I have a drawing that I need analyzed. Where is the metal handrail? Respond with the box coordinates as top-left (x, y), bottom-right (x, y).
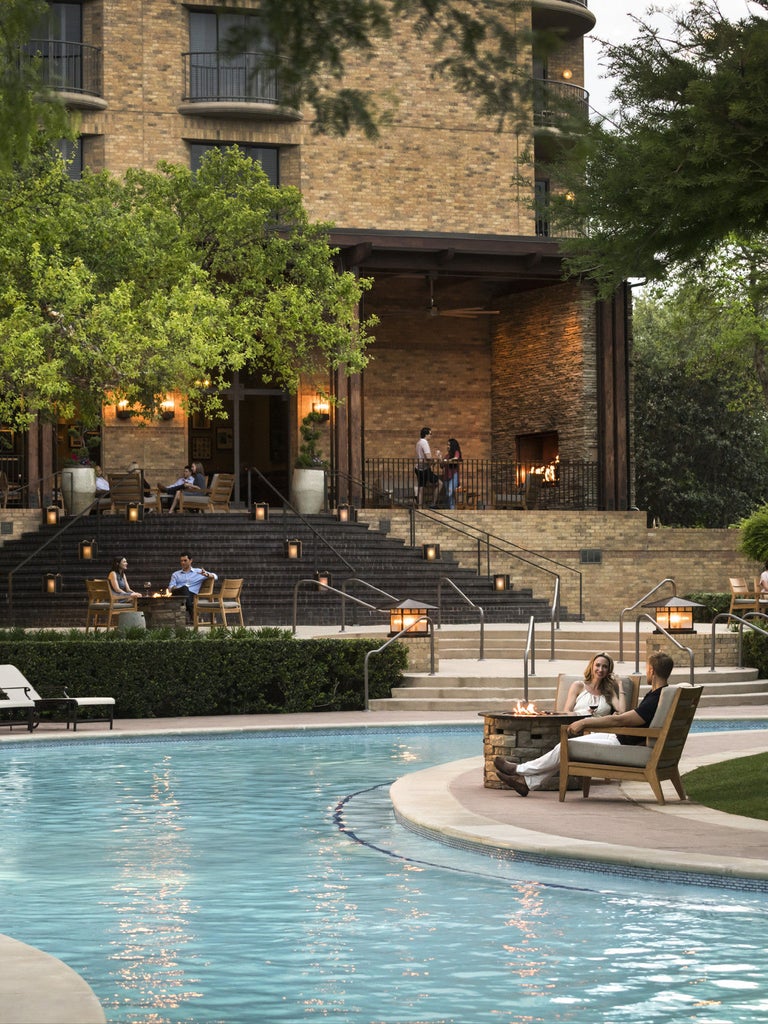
top-left (249, 467), bottom-right (355, 574)
top-left (291, 579), bottom-right (386, 635)
top-left (619, 578), bottom-right (676, 662)
top-left (633, 614), bottom-right (695, 686)
top-left (523, 615), bottom-right (536, 701)
top-left (436, 576), bottom-right (485, 660)
top-left (363, 616), bottom-right (435, 709)
top-left (710, 612), bottom-right (768, 670)
top-left (340, 579), bottom-right (399, 631)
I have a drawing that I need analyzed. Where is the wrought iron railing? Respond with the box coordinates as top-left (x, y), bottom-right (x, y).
top-left (24, 40), bottom-right (102, 96)
top-left (362, 458), bottom-right (598, 510)
top-left (532, 78), bottom-right (589, 129)
top-left (182, 51), bottom-right (282, 104)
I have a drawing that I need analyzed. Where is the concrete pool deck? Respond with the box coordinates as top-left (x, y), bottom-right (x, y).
top-left (1, 704), bottom-right (767, 1023)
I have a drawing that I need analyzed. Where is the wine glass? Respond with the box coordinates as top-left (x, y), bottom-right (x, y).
top-left (143, 581), bottom-right (152, 597)
top-left (588, 694), bottom-right (599, 715)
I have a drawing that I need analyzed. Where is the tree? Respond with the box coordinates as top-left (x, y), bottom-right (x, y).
top-left (0, 149), bottom-right (374, 432)
top-left (632, 282), bottom-right (768, 527)
top-left (545, 1), bottom-right (768, 295)
top-left (0, 0), bottom-right (74, 170)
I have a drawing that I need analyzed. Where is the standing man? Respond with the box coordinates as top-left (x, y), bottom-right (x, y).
top-left (168, 551), bottom-right (218, 622)
top-left (414, 426), bottom-right (442, 507)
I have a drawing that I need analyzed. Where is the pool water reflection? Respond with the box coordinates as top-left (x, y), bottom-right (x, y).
top-left (0, 727), bottom-right (766, 1023)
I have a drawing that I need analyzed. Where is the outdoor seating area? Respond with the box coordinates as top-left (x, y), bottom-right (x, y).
top-left (558, 684), bottom-right (703, 805)
top-left (193, 577), bottom-right (244, 629)
top-left (177, 472), bottom-right (235, 513)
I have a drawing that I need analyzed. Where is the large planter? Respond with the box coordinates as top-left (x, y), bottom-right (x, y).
top-left (61, 465), bottom-right (96, 516)
top-left (291, 468), bottom-right (326, 515)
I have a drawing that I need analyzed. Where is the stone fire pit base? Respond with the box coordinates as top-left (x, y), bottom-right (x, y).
top-left (481, 711), bottom-right (582, 792)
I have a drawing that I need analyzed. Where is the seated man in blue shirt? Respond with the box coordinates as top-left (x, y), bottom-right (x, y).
top-left (168, 551), bottom-right (218, 622)
top-left (495, 651), bottom-right (674, 797)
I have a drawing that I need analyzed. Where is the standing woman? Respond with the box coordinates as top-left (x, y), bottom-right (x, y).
top-left (563, 652), bottom-right (625, 716)
top-left (443, 438), bottom-right (462, 509)
top-left (108, 556), bottom-right (141, 597)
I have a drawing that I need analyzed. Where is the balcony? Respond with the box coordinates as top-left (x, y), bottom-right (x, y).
top-left (23, 40), bottom-right (106, 111)
top-left (533, 78), bottom-right (589, 129)
top-left (179, 51), bottom-right (301, 120)
top-left (532, 0), bottom-right (596, 39)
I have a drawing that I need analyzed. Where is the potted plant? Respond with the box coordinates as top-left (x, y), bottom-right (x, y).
top-left (60, 427), bottom-right (99, 515)
top-left (291, 411), bottom-right (328, 514)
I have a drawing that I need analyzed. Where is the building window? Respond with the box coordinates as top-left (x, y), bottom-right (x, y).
top-left (189, 143), bottom-right (279, 185)
top-left (58, 137), bottom-right (83, 180)
top-left (535, 178), bottom-right (549, 237)
top-left (187, 11), bottom-right (278, 103)
top-left (26, 3), bottom-right (83, 91)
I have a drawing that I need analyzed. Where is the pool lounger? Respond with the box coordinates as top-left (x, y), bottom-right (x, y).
top-left (0, 664), bottom-right (115, 731)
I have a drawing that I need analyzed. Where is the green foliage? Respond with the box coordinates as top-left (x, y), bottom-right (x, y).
top-left (542, 1), bottom-right (768, 294)
top-left (742, 629), bottom-right (768, 676)
top-left (0, 630), bottom-right (407, 718)
top-left (0, 0), bottom-right (75, 171)
top-left (295, 410), bottom-right (328, 468)
top-left (632, 285), bottom-right (768, 527)
top-left (684, 753), bottom-right (768, 821)
top-left (0, 148), bottom-right (375, 430)
top-left (684, 593), bottom-right (730, 624)
top-left (739, 505), bottom-right (768, 564)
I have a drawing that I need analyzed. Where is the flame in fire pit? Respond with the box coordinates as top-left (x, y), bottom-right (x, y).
top-left (510, 700), bottom-right (540, 715)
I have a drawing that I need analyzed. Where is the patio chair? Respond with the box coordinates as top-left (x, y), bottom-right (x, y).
top-left (554, 672), bottom-right (641, 714)
top-left (178, 473), bottom-right (235, 513)
top-left (193, 578), bottom-right (244, 630)
top-left (85, 579), bottom-right (137, 632)
top-left (0, 672), bottom-right (39, 731)
top-left (97, 473), bottom-right (144, 514)
top-left (0, 664), bottom-right (116, 730)
top-left (728, 577), bottom-right (759, 617)
top-left (558, 684), bottom-right (703, 805)
top-left (0, 470), bottom-right (22, 508)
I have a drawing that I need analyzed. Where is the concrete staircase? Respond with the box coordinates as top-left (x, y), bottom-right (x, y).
top-left (367, 626), bottom-right (768, 711)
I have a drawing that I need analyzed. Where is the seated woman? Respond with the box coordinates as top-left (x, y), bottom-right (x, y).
top-left (107, 556), bottom-right (141, 598)
top-left (168, 461), bottom-right (207, 513)
top-left (562, 651), bottom-right (626, 717)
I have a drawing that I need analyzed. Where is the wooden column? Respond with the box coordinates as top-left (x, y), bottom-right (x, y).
top-left (596, 283), bottom-right (632, 510)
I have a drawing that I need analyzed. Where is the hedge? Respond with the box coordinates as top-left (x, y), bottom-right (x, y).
top-left (0, 628), bottom-right (408, 718)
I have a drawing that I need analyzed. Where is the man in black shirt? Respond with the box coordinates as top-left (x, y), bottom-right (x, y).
top-left (495, 652), bottom-right (674, 797)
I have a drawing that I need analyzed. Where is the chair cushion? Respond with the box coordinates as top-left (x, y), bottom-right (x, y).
top-left (567, 736), bottom-right (651, 768)
top-left (648, 684), bottom-right (680, 730)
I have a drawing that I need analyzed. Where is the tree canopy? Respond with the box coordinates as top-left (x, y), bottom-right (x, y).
top-left (0, 149), bottom-right (373, 431)
top-left (546, 0), bottom-right (768, 295)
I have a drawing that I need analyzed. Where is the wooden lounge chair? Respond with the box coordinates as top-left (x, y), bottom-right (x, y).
top-left (178, 473), bottom-right (235, 513)
top-left (193, 578), bottom-right (244, 630)
top-left (554, 672), bottom-right (641, 714)
top-left (0, 664), bottom-right (116, 731)
top-left (85, 579), bottom-right (137, 631)
top-left (558, 684), bottom-right (703, 805)
top-left (728, 577), bottom-right (760, 617)
top-left (97, 473), bottom-right (144, 514)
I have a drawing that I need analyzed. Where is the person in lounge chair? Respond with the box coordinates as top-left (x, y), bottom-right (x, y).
top-left (494, 652), bottom-right (674, 797)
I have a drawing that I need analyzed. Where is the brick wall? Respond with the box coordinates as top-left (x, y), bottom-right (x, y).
top-left (361, 509), bottom-right (754, 620)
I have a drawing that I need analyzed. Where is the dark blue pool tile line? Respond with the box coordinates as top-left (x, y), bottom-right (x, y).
top-left (393, 810), bottom-right (768, 894)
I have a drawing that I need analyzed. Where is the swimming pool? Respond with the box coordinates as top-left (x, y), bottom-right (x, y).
top-left (1, 726), bottom-right (767, 1023)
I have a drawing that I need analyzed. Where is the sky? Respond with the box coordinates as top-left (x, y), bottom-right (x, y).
top-left (584, 0), bottom-right (760, 115)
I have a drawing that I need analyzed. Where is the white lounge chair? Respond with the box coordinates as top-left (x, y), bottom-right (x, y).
top-left (0, 665), bottom-right (115, 731)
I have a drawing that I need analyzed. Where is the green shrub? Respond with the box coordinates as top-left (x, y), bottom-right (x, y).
top-left (684, 592), bottom-right (730, 623)
top-left (0, 629), bottom-right (407, 718)
top-left (742, 631), bottom-right (768, 676)
top-left (739, 504), bottom-right (768, 563)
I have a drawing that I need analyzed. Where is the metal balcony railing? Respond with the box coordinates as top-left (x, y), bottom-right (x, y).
top-left (533, 78), bottom-right (589, 129)
top-left (362, 458), bottom-right (598, 511)
top-left (182, 51), bottom-right (282, 104)
top-left (24, 40), bottom-right (102, 97)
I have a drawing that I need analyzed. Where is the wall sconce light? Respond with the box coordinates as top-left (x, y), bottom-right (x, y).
top-left (159, 398), bottom-right (175, 420)
top-left (337, 504), bottom-right (357, 523)
top-left (116, 400), bottom-right (132, 420)
top-left (388, 599), bottom-right (435, 636)
top-left (43, 572), bottom-right (62, 595)
top-left (79, 539), bottom-right (97, 561)
top-left (284, 538), bottom-right (302, 559)
top-left (422, 543), bottom-right (441, 561)
top-left (250, 502), bottom-right (269, 522)
top-left (43, 505), bottom-right (60, 526)
top-left (644, 596), bottom-right (703, 634)
top-left (561, 68), bottom-right (573, 80)
top-left (312, 393), bottom-right (331, 421)
top-left (126, 502), bottom-right (144, 523)
top-left (493, 573), bottom-right (510, 592)
top-left (315, 569), bottom-right (332, 591)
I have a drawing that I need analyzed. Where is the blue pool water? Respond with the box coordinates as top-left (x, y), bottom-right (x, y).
top-left (0, 725), bottom-right (767, 1024)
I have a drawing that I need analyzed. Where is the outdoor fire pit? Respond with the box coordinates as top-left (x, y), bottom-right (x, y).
top-left (480, 704), bottom-right (583, 792)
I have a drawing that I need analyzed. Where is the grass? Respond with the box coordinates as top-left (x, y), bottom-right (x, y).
top-left (683, 752), bottom-right (768, 821)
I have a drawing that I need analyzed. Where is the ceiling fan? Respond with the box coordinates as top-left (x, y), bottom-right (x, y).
top-left (378, 275), bottom-right (500, 319)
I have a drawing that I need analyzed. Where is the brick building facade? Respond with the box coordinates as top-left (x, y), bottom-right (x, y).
top-left (21, 0), bottom-right (632, 511)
